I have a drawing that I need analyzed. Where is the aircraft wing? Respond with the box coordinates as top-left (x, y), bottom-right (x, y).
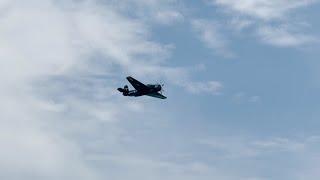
top-left (146, 92), bottom-right (167, 99)
top-left (126, 76), bottom-right (149, 91)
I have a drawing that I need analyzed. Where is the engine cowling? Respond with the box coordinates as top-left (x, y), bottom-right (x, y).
top-left (118, 85), bottom-right (129, 96)
top-left (156, 84), bottom-right (162, 91)
top-left (124, 85), bottom-right (129, 92)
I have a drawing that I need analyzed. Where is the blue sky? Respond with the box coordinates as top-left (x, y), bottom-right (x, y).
top-left (1, 0), bottom-right (320, 179)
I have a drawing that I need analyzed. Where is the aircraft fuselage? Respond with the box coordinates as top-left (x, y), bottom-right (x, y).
top-left (125, 84), bottom-right (161, 97)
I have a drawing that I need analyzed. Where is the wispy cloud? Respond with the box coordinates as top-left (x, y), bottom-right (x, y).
top-left (106, 0), bottom-right (184, 25)
top-left (206, 0), bottom-right (319, 47)
top-left (191, 19), bottom-right (234, 57)
top-left (198, 136), bottom-right (317, 159)
top-left (210, 0), bottom-right (319, 20)
top-left (233, 92), bottom-right (261, 103)
top-left (183, 81), bottom-right (223, 95)
top-left (0, 0), bottom-right (181, 178)
top-left (257, 25), bottom-right (317, 47)
top-left (0, 0), bottom-right (225, 179)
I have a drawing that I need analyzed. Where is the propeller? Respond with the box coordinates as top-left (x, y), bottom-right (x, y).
top-left (159, 81), bottom-right (165, 94)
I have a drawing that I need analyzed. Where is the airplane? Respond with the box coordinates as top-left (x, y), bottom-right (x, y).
top-left (117, 76), bottom-right (167, 99)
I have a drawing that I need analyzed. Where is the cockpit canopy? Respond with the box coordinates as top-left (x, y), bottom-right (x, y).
top-left (147, 84), bottom-right (161, 91)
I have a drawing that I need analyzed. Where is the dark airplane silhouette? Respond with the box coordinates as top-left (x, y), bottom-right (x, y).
top-left (117, 76), bottom-right (167, 99)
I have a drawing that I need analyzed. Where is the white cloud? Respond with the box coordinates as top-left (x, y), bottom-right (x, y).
top-left (85, 152), bottom-right (268, 180)
top-left (198, 136), bottom-right (313, 159)
top-left (191, 19), bottom-right (234, 57)
top-left (248, 96), bottom-right (261, 103)
top-left (0, 91), bottom-right (100, 179)
top-left (229, 17), bottom-right (254, 31)
top-left (7, 0), bottom-right (319, 180)
top-left (233, 92), bottom-right (261, 103)
top-left (155, 10), bottom-right (184, 25)
top-left (207, 0), bottom-right (319, 47)
top-left (211, 0), bottom-right (319, 20)
top-left (0, 0), bottom-right (176, 178)
top-left (0, 0), bottom-right (225, 179)
top-left (253, 138), bottom-right (305, 152)
top-left (106, 0), bottom-right (184, 25)
top-left (184, 81), bottom-right (223, 95)
top-left (257, 25), bottom-right (316, 47)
